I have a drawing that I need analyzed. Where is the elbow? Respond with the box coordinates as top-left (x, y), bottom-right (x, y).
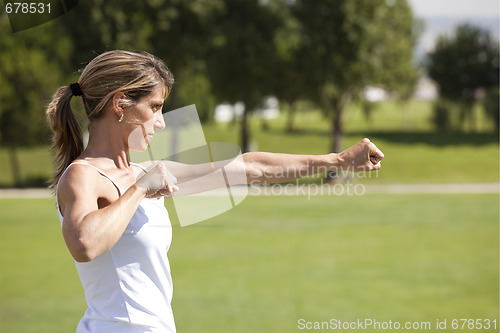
top-left (72, 251), bottom-right (94, 263)
top-left (67, 238), bottom-right (98, 263)
top-left (62, 219), bottom-right (103, 262)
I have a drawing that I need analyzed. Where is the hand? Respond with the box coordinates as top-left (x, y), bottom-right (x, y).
top-left (338, 138), bottom-right (384, 172)
top-left (136, 161), bottom-right (179, 198)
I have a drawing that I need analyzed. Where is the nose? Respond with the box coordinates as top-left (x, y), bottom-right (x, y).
top-left (154, 112), bottom-right (166, 130)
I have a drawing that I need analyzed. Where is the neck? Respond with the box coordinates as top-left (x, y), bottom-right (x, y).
top-left (81, 118), bottom-right (130, 169)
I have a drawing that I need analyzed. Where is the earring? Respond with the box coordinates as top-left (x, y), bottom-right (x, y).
top-left (118, 114), bottom-right (124, 123)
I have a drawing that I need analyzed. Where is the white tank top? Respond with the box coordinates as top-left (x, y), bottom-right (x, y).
top-left (56, 162), bottom-right (176, 333)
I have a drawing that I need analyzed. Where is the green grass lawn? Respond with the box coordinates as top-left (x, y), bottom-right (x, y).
top-left (0, 193), bottom-right (498, 332)
top-left (0, 100), bottom-right (498, 187)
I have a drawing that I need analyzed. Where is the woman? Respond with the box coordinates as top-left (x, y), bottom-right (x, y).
top-left (47, 50), bottom-right (384, 333)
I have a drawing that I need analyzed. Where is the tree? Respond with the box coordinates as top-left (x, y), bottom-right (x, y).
top-left (483, 87), bottom-right (499, 132)
top-left (58, 0), bottom-right (220, 117)
top-left (291, 0), bottom-right (419, 158)
top-left (205, 0), bottom-right (283, 152)
top-left (58, 0), bottom-right (152, 68)
top-left (0, 16), bottom-right (69, 186)
top-left (427, 24), bottom-right (499, 131)
top-left (265, 0), bottom-right (314, 133)
top-left (132, 0), bottom-right (221, 115)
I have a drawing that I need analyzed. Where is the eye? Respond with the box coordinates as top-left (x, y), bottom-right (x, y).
top-left (152, 104), bottom-right (163, 112)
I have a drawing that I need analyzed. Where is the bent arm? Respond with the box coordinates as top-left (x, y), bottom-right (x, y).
top-left (59, 166), bottom-right (147, 262)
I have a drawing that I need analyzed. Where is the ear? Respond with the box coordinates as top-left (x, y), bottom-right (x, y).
top-left (111, 92), bottom-right (127, 118)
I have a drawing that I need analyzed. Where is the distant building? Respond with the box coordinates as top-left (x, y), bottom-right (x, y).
top-left (363, 86), bottom-right (389, 102)
top-left (214, 96), bottom-right (280, 122)
top-left (214, 102), bottom-right (244, 122)
top-left (414, 77), bottom-right (438, 100)
top-left (255, 96), bottom-right (280, 119)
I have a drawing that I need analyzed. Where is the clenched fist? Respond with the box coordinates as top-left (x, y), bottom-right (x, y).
top-left (338, 138), bottom-right (385, 172)
top-left (136, 161), bottom-right (179, 198)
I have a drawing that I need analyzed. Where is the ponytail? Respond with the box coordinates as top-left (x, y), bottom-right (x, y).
top-left (46, 86), bottom-right (83, 189)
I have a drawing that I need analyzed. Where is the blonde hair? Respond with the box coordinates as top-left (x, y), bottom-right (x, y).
top-left (46, 50), bottom-right (174, 188)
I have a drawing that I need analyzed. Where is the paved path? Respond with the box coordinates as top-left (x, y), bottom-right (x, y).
top-left (364, 183), bottom-right (499, 194)
top-left (0, 183), bottom-right (497, 198)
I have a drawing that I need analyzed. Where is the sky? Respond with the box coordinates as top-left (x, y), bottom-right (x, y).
top-left (407, 0), bottom-right (499, 54)
top-left (408, 0), bottom-right (500, 19)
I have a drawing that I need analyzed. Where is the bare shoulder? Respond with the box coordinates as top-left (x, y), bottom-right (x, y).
top-left (57, 162), bottom-right (115, 215)
top-left (58, 163), bottom-right (97, 193)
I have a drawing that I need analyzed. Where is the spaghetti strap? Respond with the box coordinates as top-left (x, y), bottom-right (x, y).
top-left (56, 162), bottom-right (125, 217)
top-left (68, 162), bottom-right (124, 195)
top-left (130, 162), bottom-right (148, 172)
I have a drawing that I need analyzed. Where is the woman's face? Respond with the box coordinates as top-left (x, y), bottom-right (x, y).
top-left (127, 86), bottom-right (167, 152)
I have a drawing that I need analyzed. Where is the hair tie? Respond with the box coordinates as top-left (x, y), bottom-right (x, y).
top-left (69, 83), bottom-right (82, 97)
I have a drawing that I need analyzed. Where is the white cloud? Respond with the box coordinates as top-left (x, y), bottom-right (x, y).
top-left (408, 0), bottom-right (499, 19)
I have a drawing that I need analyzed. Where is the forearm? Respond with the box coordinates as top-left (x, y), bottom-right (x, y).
top-left (164, 158), bottom-right (243, 184)
top-left (242, 152), bottom-right (344, 184)
top-left (65, 184), bottom-right (146, 262)
top-left (163, 160), bottom-right (211, 183)
top-left (242, 138), bottom-right (384, 184)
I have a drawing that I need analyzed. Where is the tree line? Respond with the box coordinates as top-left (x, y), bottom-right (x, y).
top-left (0, 0), bottom-right (498, 186)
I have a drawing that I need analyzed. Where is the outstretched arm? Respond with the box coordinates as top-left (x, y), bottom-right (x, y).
top-left (158, 138), bottom-right (383, 196)
top-left (241, 138), bottom-right (384, 184)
